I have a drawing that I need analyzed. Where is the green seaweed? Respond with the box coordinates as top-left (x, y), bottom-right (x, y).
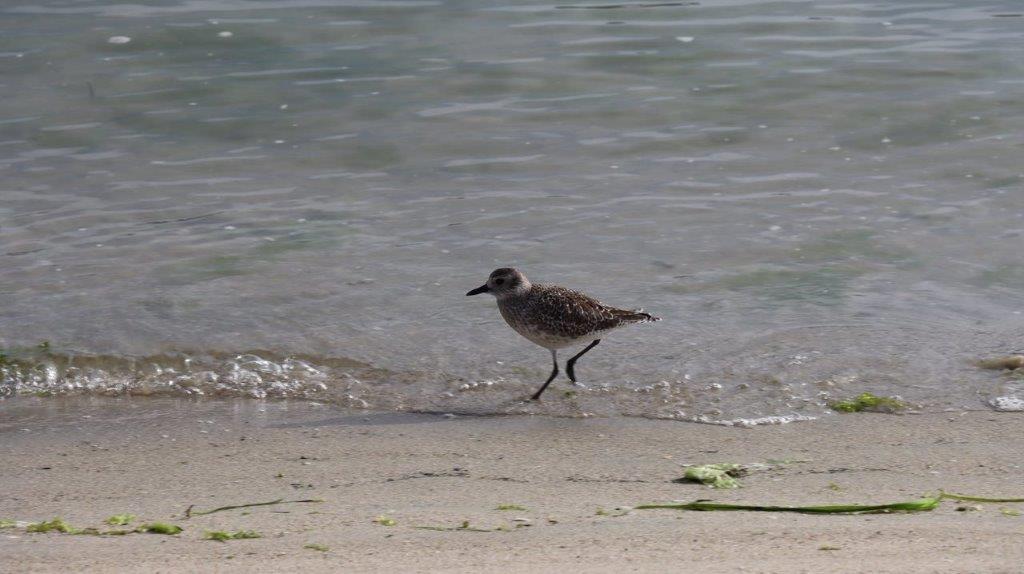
top-left (27, 518), bottom-right (77, 533)
top-left (136, 522), bottom-right (183, 535)
top-left (373, 515), bottom-right (397, 526)
top-left (26, 518), bottom-right (126, 536)
top-left (304, 543), bottom-right (330, 552)
top-left (205, 530), bottom-right (261, 541)
top-left (25, 517), bottom-right (182, 536)
top-left (105, 514), bottom-right (135, 526)
top-left (640, 491), bottom-right (1024, 515)
top-left (1000, 508), bottom-right (1021, 517)
top-left (637, 496), bottom-right (942, 514)
top-left (680, 464), bottom-right (747, 489)
top-left (495, 504), bottom-right (527, 511)
top-left (828, 392), bottom-right (908, 413)
top-left (186, 498), bottom-right (322, 517)
top-left (0, 519), bottom-right (17, 529)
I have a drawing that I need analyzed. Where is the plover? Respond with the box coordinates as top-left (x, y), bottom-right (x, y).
top-left (466, 268), bottom-right (660, 400)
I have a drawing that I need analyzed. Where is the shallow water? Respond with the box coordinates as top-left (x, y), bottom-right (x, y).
top-left (2, 0), bottom-right (1023, 422)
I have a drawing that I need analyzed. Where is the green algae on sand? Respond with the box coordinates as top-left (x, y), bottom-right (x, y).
top-left (105, 514), bottom-right (135, 526)
top-left (186, 498), bottom-right (322, 517)
top-left (637, 491), bottom-right (1024, 516)
top-left (24, 517), bottom-right (181, 536)
top-left (136, 522), bottom-right (183, 535)
top-left (828, 392), bottom-right (908, 413)
top-left (205, 530), bottom-right (261, 542)
top-left (638, 496), bottom-right (942, 515)
top-left (304, 543), bottom-right (330, 552)
top-left (26, 518), bottom-right (78, 534)
top-left (679, 463), bottom-right (747, 489)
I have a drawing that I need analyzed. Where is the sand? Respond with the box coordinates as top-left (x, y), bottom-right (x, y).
top-left (1, 397), bottom-right (1023, 573)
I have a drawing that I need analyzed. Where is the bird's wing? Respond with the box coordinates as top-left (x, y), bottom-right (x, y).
top-left (530, 285), bottom-right (649, 339)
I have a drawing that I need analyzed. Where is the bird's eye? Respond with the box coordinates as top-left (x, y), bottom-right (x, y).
top-left (494, 278), bottom-right (505, 286)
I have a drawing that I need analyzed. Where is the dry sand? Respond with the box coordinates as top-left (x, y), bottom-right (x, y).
top-left (1, 397), bottom-right (1023, 573)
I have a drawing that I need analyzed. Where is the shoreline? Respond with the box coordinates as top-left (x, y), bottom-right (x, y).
top-left (1, 397), bottom-right (1023, 572)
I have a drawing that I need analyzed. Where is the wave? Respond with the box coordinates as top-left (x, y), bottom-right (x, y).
top-left (2, 347), bottom-right (1018, 424)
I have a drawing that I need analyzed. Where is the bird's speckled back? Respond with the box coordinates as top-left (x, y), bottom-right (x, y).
top-left (497, 283), bottom-right (657, 349)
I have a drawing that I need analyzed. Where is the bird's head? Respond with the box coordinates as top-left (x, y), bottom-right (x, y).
top-left (466, 267), bottom-right (531, 299)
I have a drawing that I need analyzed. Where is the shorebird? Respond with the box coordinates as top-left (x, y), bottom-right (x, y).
top-left (466, 268), bottom-right (660, 400)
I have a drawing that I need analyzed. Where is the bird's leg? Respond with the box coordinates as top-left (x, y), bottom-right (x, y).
top-left (566, 339), bottom-right (601, 384)
top-left (530, 349), bottom-right (559, 401)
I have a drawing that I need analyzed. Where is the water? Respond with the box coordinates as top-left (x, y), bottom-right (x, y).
top-left (2, 0), bottom-right (1023, 423)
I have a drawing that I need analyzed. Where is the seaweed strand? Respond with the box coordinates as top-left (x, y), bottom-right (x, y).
top-left (185, 498), bottom-right (323, 518)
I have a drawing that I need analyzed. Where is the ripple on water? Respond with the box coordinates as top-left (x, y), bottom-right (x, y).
top-left (443, 155), bottom-right (545, 168)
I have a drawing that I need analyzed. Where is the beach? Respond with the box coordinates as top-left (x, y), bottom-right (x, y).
top-left (4, 1), bottom-right (1024, 571)
top-left (2, 398), bottom-right (1022, 573)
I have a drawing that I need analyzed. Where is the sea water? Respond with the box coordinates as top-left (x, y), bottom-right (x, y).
top-left (2, 0), bottom-right (1023, 422)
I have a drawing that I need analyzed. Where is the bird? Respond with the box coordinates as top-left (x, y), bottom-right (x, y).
top-left (466, 267), bottom-right (660, 400)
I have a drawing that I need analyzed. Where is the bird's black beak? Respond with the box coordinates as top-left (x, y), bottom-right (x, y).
top-left (466, 284), bottom-right (489, 296)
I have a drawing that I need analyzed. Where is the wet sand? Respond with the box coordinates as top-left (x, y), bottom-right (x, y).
top-left (1, 398), bottom-right (1022, 573)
